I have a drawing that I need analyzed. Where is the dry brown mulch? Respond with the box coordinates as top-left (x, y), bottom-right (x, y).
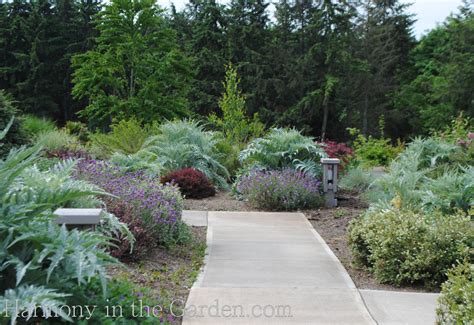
top-left (184, 190), bottom-right (254, 211)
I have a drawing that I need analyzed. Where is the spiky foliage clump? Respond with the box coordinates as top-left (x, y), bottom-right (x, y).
top-left (239, 128), bottom-right (327, 177)
top-left (143, 120), bottom-right (229, 188)
top-left (339, 167), bottom-right (376, 192)
top-left (89, 118), bottom-right (157, 158)
top-left (0, 123), bottom-right (130, 323)
top-left (110, 150), bottom-right (163, 177)
top-left (34, 129), bottom-right (81, 152)
top-left (366, 138), bottom-right (473, 214)
top-left (20, 114), bottom-right (57, 139)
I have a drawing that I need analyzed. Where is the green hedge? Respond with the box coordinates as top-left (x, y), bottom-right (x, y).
top-left (348, 209), bottom-right (472, 288)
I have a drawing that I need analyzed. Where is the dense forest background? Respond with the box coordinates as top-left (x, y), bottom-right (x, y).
top-left (0, 0), bottom-right (473, 141)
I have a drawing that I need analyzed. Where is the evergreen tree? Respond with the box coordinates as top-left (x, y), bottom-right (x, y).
top-left (180, 0), bottom-right (228, 116)
top-left (353, 0), bottom-right (416, 136)
top-left (226, 0), bottom-right (271, 117)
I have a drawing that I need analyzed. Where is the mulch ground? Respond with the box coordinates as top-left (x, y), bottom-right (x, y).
top-left (109, 226), bottom-right (207, 324)
top-left (185, 190), bottom-right (432, 292)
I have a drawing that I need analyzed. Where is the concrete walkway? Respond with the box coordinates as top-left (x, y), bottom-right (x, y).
top-left (182, 211), bottom-right (375, 324)
top-left (360, 290), bottom-right (439, 325)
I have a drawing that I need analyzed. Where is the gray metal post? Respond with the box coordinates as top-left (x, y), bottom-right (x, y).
top-left (320, 158), bottom-right (340, 207)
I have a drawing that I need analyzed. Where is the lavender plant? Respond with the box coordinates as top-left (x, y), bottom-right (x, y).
top-left (75, 160), bottom-right (187, 248)
top-left (236, 168), bottom-right (323, 211)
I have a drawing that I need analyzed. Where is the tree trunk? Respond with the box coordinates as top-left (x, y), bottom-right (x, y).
top-left (321, 99), bottom-right (328, 141)
top-left (362, 90), bottom-right (368, 136)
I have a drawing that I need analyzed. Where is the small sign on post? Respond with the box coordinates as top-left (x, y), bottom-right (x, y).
top-left (320, 158), bottom-right (340, 207)
top-left (54, 208), bottom-right (104, 230)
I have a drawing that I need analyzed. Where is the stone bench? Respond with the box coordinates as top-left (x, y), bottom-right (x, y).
top-left (54, 208), bottom-right (104, 230)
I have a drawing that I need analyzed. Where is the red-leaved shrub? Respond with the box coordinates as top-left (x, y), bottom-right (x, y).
top-left (318, 140), bottom-right (354, 168)
top-left (161, 168), bottom-right (216, 199)
top-left (105, 199), bottom-right (156, 262)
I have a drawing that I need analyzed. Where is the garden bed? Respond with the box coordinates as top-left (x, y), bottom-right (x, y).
top-left (304, 193), bottom-right (435, 293)
top-left (108, 226), bottom-right (207, 324)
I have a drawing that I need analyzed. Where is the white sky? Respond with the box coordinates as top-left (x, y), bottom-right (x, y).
top-left (157, 0), bottom-right (465, 39)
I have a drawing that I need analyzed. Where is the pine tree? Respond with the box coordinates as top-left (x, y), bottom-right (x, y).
top-left (226, 0), bottom-right (272, 117)
top-left (354, 0), bottom-right (415, 136)
top-left (179, 0), bottom-right (228, 116)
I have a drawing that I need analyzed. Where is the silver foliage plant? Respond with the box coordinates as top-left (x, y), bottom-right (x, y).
top-left (239, 128), bottom-right (327, 177)
top-left (112, 120), bottom-right (230, 188)
top-left (365, 137), bottom-right (473, 214)
top-left (0, 120), bottom-right (131, 323)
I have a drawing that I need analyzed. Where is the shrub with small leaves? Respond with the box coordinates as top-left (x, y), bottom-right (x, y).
top-left (161, 167), bottom-right (216, 199)
top-left (348, 208), bottom-right (471, 288)
top-left (436, 261), bottom-right (474, 324)
top-left (236, 168), bottom-right (323, 211)
top-left (347, 127), bottom-right (403, 167)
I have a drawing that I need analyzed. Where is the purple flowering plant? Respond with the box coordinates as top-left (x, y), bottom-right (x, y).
top-left (74, 159), bottom-right (186, 248)
top-left (236, 168), bottom-right (324, 211)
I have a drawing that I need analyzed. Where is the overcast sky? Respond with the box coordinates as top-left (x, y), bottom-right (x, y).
top-left (157, 0), bottom-right (465, 39)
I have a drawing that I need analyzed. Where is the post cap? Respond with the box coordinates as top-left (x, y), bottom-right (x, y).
top-left (320, 158), bottom-right (341, 164)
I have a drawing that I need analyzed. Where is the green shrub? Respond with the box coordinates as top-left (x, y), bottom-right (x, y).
top-left (20, 114), bottom-right (57, 139)
top-left (144, 120), bottom-right (229, 188)
top-left (239, 128), bottom-right (327, 177)
top-left (348, 127), bottom-right (403, 167)
top-left (34, 129), bottom-right (81, 152)
top-left (65, 120), bottom-right (90, 142)
top-left (433, 113), bottom-right (473, 144)
top-left (339, 167), bottom-right (376, 192)
top-left (89, 118), bottom-right (156, 158)
top-left (436, 261), bottom-right (474, 324)
top-left (348, 209), bottom-right (472, 288)
top-left (0, 91), bottom-right (26, 157)
top-left (215, 136), bottom-right (241, 178)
